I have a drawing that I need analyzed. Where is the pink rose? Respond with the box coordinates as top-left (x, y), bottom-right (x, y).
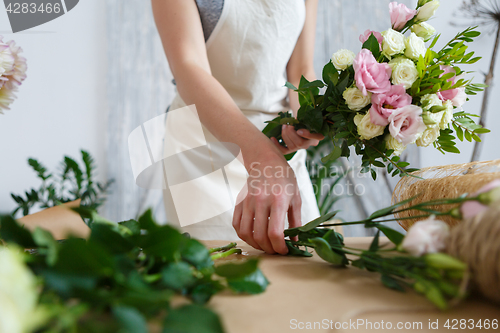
top-left (389, 2), bottom-right (417, 31)
top-left (359, 30), bottom-right (384, 45)
top-left (370, 84), bottom-right (412, 126)
top-left (436, 65), bottom-right (467, 107)
top-left (388, 104), bottom-right (426, 145)
top-left (354, 49), bottom-right (392, 96)
top-left (460, 179), bottom-right (500, 219)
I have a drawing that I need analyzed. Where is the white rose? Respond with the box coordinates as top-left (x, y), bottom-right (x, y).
top-left (416, 125), bottom-right (440, 147)
top-left (411, 22), bottom-right (436, 41)
top-left (440, 100), bottom-right (454, 129)
top-left (420, 93), bottom-right (444, 126)
top-left (0, 247), bottom-right (40, 333)
top-left (388, 57), bottom-right (419, 89)
top-left (416, 0), bottom-right (440, 22)
top-left (401, 215), bottom-right (450, 256)
top-left (404, 33), bottom-right (426, 60)
top-left (385, 134), bottom-right (406, 156)
top-left (354, 111), bottom-right (385, 140)
top-left (418, 0), bottom-right (433, 6)
top-left (342, 87), bottom-right (371, 111)
top-left (381, 29), bottom-right (406, 57)
top-left (420, 93), bottom-right (442, 111)
top-left (331, 49), bottom-right (356, 71)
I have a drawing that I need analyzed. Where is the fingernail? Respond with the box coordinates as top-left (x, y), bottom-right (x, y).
top-left (282, 124), bottom-right (286, 130)
top-left (297, 129), bottom-right (304, 135)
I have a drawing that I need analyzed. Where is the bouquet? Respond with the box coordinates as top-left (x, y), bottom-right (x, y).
top-left (263, 0), bottom-right (488, 178)
top-left (0, 35), bottom-right (27, 113)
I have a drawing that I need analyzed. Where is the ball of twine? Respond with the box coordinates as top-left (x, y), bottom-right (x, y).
top-left (392, 159), bottom-right (500, 230)
top-left (446, 200), bottom-right (500, 304)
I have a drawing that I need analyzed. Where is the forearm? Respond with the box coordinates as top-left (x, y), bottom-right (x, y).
top-left (173, 62), bottom-right (284, 169)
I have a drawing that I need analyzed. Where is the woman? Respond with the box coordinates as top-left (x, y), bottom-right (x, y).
top-left (152, 0), bottom-right (323, 254)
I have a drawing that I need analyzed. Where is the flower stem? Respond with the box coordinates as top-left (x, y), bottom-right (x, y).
top-left (209, 242), bottom-right (237, 254)
top-left (210, 248), bottom-right (242, 260)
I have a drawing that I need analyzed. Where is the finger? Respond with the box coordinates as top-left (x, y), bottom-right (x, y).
top-left (296, 129), bottom-right (325, 141)
top-left (239, 202), bottom-right (262, 250)
top-left (232, 201), bottom-right (243, 232)
top-left (281, 125), bottom-right (302, 151)
top-left (284, 125), bottom-right (308, 149)
top-left (268, 201), bottom-right (289, 255)
top-left (271, 137), bottom-right (290, 155)
top-left (253, 204), bottom-right (275, 254)
top-left (287, 195), bottom-right (302, 242)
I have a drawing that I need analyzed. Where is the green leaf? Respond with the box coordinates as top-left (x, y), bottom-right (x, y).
top-left (214, 258), bottom-right (258, 279)
top-left (162, 262), bottom-right (197, 290)
top-left (118, 219), bottom-right (141, 235)
top-left (140, 225), bottom-right (185, 261)
top-left (181, 238), bottom-right (213, 270)
top-left (89, 222), bottom-right (135, 254)
top-left (227, 269), bottom-right (269, 294)
top-left (285, 211), bottom-right (338, 237)
top-left (322, 62), bottom-right (339, 86)
top-left (137, 208), bottom-right (158, 231)
top-left (309, 237), bottom-right (345, 266)
top-left (284, 82), bottom-right (298, 90)
top-left (368, 195), bottom-right (419, 219)
top-left (321, 145), bottom-right (342, 163)
top-left (32, 227), bottom-right (59, 266)
top-left (112, 306), bottom-right (148, 333)
top-left (285, 241), bottom-right (313, 257)
top-left (163, 305), bottom-right (224, 333)
top-left (0, 215), bottom-right (36, 248)
top-left (362, 33), bottom-right (381, 59)
top-left (369, 230), bottom-right (380, 252)
top-left (381, 275), bottom-right (405, 292)
top-left (376, 225), bottom-right (405, 246)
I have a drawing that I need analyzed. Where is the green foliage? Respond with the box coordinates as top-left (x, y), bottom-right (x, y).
top-left (0, 209), bottom-right (268, 332)
top-left (10, 150), bottom-right (113, 216)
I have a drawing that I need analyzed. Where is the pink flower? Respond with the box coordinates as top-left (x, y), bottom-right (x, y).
top-left (370, 84), bottom-right (412, 126)
top-left (401, 216), bottom-right (450, 256)
top-left (389, 2), bottom-right (417, 31)
top-left (359, 30), bottom-right (384, 45)
top-left (460, 179), bottom-right (500, 219)
top-left (388, 104), bottom-right (426, 145)
top-left (353, 49), bottom-right (392, 96)
top-left (436, 65), bottom-right (467, 107)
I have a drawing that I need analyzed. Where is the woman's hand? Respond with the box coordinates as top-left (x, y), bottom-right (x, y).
top-left (270, 125), bottom-right (325, 155)
top-left (232, 150), bottom-right (302, 255)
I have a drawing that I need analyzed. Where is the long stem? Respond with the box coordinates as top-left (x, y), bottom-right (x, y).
top-left (471, 23), bottom-right (500, 161)
top-left (208, 242), bottom-right (237, 254)
top-left (210, 248), bottom-right (242, 260)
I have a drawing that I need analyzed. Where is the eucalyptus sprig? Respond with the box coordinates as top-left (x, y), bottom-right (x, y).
top-left (0, 208), bottom-right (268, 333)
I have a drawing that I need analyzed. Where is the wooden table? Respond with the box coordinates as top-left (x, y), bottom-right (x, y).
top-left (205, 239), bottom-right (499, 333)
top-left (18, 205), bottom-right (500, 332)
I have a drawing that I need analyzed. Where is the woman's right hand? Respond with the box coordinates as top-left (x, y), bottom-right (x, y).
top-left (232, 149), bottom-right (302, 255)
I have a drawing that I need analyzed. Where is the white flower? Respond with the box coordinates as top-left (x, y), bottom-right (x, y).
top-left (440, 100), bottom-right (453, 129)
top-left (401, 215), bottom-right (450, 256)
top-left (0, 246), bottom-right (39, 333)
top-left (354, 110), bottom-right (385, 140)
top-left (416, 125), bottom-right (440, 147)
top-left (342, 87), bottom-right (371, 111)
top-left (331, 49), bottom-right (356, 71)
top-left (420, 93), bottom-right (442, 111)
top-left (388, 57), bottom-right (419, 89)
top-left (404, 33), bottom-right (426, 60)
top-left (3, 40), bottom-right (27, 90)
top-left (0, 86), bottom-right (16, 113)
top-left (0, 39), bottom-right (15, 76)
top-left (381, 29), bottom-right (406, 57)
top-left (385, 134), bottom-right (406, 156)
top-left (416, 0), bottom-right (440, 22)
top-left (418, 0), bottom-right (433, 6)
top-left (411, 22), bottom-right (436, 41)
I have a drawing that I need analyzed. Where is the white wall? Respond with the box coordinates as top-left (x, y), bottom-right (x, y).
top-left (420, 0), bottom-right (500, 167)
top-left (0, 0), bottom-right (107, 214)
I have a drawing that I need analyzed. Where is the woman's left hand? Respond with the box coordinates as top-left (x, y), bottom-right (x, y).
top-left (270, 125), bottom-right (325, 155)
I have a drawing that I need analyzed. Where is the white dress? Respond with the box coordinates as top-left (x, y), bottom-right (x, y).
top-left (163, 0), bottom-right (320, 240)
